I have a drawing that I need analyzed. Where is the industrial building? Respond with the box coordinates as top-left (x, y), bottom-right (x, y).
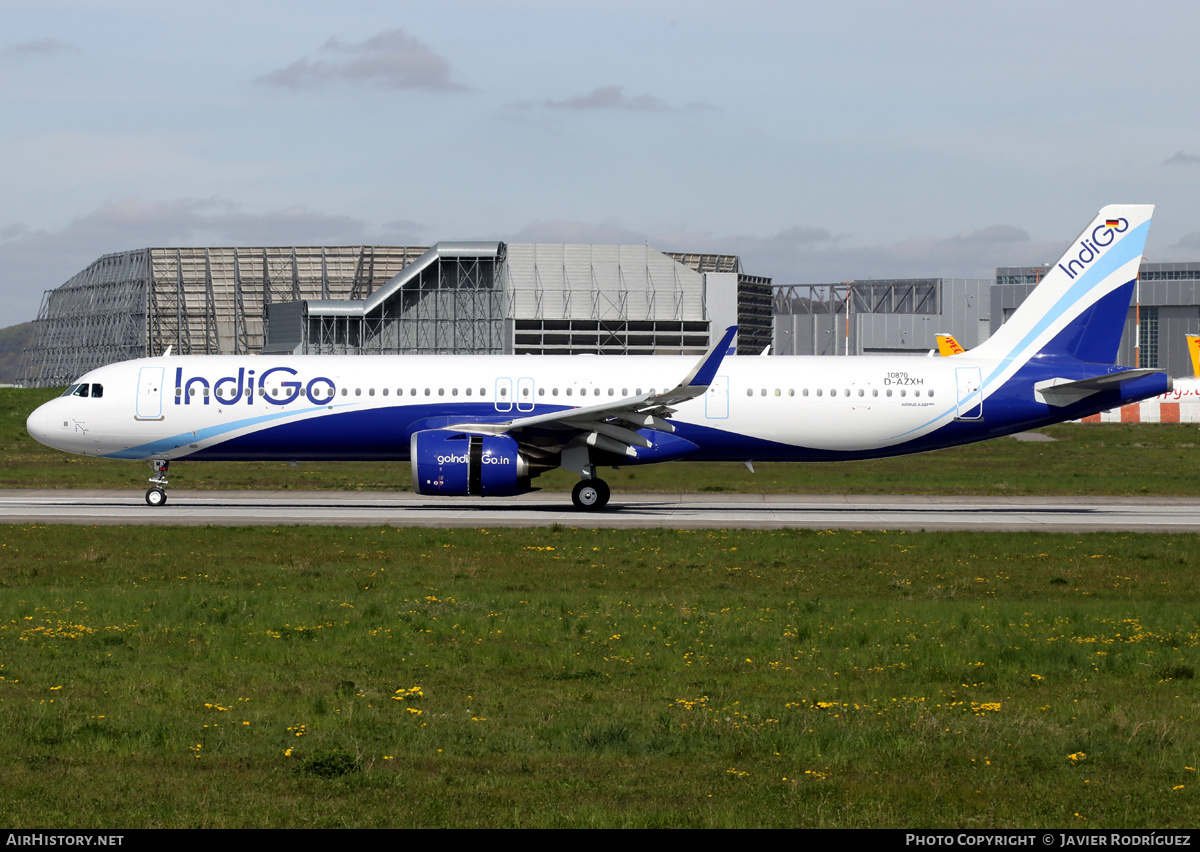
top-left (994, 262), bottom-right (1200, 379)
top-left (772, 278), bottom-right (992, 358)
top-left (774, 265), bottom-right (1200, 380)
top-left (21, 241), bottom-right (1200, 388)
top-left (20, 242), bottom-right (773, 387)
top-left (20, 245), bottom-right (427, 387)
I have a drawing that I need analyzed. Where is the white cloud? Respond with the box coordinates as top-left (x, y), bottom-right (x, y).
top-left (541, 85), bottom-right (714, 113)
top-left (2, 38), bottom-right (80, 58)
top-left (259, 29), bottom-right (466, 92)
top-left (1171, 232), bottom-right (1200, 251)
top-left (1164, 151), bottom-right (1200, 166)
top-left (544, 85), bottom-right (668, 111)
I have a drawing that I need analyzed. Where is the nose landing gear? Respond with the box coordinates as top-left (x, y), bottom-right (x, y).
top-left (146, 459), bottom-right (169, 507)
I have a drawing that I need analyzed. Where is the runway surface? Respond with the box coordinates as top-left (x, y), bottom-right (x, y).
top-left (1, 489), bottom-right (1198, 532)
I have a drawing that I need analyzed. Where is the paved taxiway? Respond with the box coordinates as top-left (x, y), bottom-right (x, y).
top-left (1, 490), bottom-right (1198, 532)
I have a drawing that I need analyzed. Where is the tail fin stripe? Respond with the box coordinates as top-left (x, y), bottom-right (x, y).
top-left (981, 218), bottom-right (1149, 389)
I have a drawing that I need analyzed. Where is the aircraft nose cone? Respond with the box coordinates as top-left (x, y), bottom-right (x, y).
top-left (26, 406), bottom-right (47, 445)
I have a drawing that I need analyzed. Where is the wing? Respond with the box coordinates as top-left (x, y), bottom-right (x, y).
top-left (447, 326), bottom-right (738, 458)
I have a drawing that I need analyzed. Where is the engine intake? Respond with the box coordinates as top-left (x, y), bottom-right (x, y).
top-left (410, 430), bottom-right (533, 497)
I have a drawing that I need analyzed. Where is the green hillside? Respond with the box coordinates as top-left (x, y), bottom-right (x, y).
top-left (0, 322), bottom-right (35, 385)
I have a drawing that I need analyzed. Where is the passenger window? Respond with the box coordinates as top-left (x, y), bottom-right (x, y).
top-left (816, 389), bottom-right (822, 397)
top-left (857, 389), bottom-right (864, 397)
top-left (382, 388), bottom-right (388, 396)
top-left (566, 388), bottom-right (572, 396)
top-left (928, 389), bottom-right (935, 398)
top-left (355, 389), bottom-right (361, 397)
top-left (746, 389), bottom-right (753, 397)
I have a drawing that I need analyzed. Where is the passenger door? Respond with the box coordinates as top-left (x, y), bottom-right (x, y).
top-left (135, 366), bottom-right (165, 421)
top-left (955, 367), bottom-right (983, 421)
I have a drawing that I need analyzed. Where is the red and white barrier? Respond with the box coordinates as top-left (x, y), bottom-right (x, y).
top-left (1079, 380), bottom-right (1200, 423)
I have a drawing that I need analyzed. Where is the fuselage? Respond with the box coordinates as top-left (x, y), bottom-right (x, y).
top-left (26, 350), bottom-right (1168, 465)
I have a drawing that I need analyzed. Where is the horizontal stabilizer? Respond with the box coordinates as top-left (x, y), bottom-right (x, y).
top-left (1034, 369), bottom-right (1166, 407)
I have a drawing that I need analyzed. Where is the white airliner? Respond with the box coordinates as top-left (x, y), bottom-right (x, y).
top-left (27, 204), bottom-right (1169, 510)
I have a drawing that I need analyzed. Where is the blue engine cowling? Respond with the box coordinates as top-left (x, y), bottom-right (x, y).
top-left (410, 430), bottom-right (533, 497)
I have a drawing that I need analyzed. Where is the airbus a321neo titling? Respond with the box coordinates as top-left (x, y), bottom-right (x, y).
top-left (27, 204), bottom-right (1168, 511)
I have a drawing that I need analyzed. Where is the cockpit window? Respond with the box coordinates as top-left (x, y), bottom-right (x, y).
top-left (60, 383), bottom-right (98, 398)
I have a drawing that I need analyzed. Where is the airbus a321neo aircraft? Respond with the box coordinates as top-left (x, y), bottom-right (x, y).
top-left (27, 204), bottom-right (1168, 511)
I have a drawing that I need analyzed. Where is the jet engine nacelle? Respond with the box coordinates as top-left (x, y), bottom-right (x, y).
top-left (410, 430), bottom-right (533, 497)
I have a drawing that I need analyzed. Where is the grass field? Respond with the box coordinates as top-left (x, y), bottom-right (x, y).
top-left (5, 387), bottom-right (1200, 496)
top-left (4, 388), bottom-right (1200, 827)
top-left (0, 524), bottom-right (1197, 827)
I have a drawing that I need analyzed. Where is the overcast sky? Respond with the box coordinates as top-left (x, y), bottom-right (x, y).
top-left (3, 0), bottom-right (1200, 323)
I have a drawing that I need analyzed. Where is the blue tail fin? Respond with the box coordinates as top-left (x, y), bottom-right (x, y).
top-left (973, 204), bottom-right (1152, 367)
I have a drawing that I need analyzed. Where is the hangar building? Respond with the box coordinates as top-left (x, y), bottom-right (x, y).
top-left (20, 242), bottom-right (772, 387)
top-left (774, 265), bottom-right (1200, 380)
top-left (994, 263), bottom-right (1200, 379)
top-left (772, 278), bottom-right (991, 357)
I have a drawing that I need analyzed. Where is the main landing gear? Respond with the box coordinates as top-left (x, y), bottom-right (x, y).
top-left (571, 478), bottom-right (610, 511)
top-left (146, 459), bottom-right (169, 507)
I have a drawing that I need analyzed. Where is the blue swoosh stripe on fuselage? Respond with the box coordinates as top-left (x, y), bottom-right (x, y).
top-left (102, 404), bottom-right (353, 459)
top-left (160, 362), bottom-right (1169, 465)
top-left (181, 403), bottom-right (566, 460)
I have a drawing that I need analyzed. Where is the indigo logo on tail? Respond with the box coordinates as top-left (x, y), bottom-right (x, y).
top-left (1058, 218), bottom-right (1129, 280)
